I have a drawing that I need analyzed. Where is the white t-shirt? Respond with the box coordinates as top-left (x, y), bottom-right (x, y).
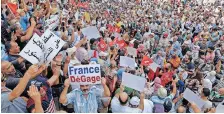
top-left (111, 97), bottom-right (128, 113)
top-left (143, 99), bottom-right (154, 113)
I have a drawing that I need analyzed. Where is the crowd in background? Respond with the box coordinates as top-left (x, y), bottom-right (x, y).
top-left (1, 0), bottom-right (224, 113)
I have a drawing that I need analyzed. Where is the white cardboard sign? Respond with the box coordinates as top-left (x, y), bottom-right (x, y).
top-left (120, 56), bottom-right (136, 68)
top-left (19, 30), bottom-right (65, 65)
top-left (19, 34), bottom-right (44, 64)
top-left (149, 62), bottom-right (160, 72)
top-left (122, 72), bottom-right (146, 92)
top-left (81, 26), bottom-right (101, 39)
top-left (68, 64), bottom-right (101, 85)
top-left (45, 15), bottom-right (60, 30)
top-left (183, 88), bottom-right (205, 109)
top-left (127, 47), bottom-right (137, 57)
top-left (62, 9), bottom-right (69, 17)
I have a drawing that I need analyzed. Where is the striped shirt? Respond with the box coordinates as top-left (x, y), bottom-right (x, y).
top-left (63, 86), bottom-right (103, 113)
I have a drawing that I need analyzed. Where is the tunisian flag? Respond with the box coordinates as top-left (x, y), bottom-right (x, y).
top-left (98, 39), bottom-right (107, 52)
top-left (141, 55), bottom-right (153, 66)
top-left (117, 40), bottom-right (127, 49)
top-left (7, 2), bottom-right (18, 15)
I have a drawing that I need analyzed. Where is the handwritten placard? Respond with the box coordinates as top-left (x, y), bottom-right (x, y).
top-left (19, 34), bottom-right (44, 64)
top-left (19, 30), bottom-right (65, 65)
top-left (122, 72), bottom-right (146, 92)
top-left (41, 29), bottom-right (66, 65)
top-left (45, 15), bottom-right (60, 30)
top-left (68, 64), bottom-right (101, 85)
top-left (81, 26), bottom-right (101, 39)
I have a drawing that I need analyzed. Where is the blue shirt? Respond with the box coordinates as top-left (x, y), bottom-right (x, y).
top-left (64, 86), bottom-right (103, 113)
top-left (1, 43), bottom-right (8, 61)
top-left (150, 94), bottom-right (174, 104)
top-left (20, 15), bottom-right (29, 31)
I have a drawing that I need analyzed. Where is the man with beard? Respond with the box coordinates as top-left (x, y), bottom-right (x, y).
top-left (59, 78), bottom-right (110, 113)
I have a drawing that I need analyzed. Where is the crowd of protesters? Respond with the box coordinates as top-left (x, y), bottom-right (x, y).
top-left (1, 0), bottom-right (224, 113)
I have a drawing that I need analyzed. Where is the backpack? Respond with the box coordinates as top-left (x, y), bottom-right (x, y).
top-left (153, 103), bottom-right (165, 113)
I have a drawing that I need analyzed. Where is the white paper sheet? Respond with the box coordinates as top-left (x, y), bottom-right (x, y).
top-left (183, 88), bottom-right (205, 109)
top-left (122, 72), bottom-right (146, 92)
top-left (81, 26), bottom-right (101, 39)
top-left (120, 56), bottom-right (136, 68)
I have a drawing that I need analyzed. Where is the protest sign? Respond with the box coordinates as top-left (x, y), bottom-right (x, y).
top-left (149, 62), bottom-right (160, 72)
top-left (20, 30), bottom-right (65, 65)
top-left (41, 29), bottom-right (66, 65)
top-left (68, 64), bottom-right (101, 85)
top-left (81, 26), bottom-right (101, 39)
top-left (127, 47), bottom-right (137, 57)
top-left (122, 72), bottom-right (146, 92)
top-left (19, 34), bottom-right (44, 64)
top-left (183, 88), bottom-right (205, 109)
top-left (75, 11), bottom-right (79, 21)
top-left (62, 9), bottom-right (69, 17)
top-left (120, 56), bottom-right (136, 68)
top-left (45, 15), bottom-right (60, 30)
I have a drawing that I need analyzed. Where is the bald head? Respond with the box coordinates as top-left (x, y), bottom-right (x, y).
top-left (177, 106), bottom-right (186, 113)
top-left (219, 88), bottom-right (224, 95)
top-left (119, 92), bottom-right (128, 105)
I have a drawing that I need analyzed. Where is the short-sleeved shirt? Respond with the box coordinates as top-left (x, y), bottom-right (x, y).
top-left (1, 88), bottom-right (27, 113)
top-left (111, 97), bottom-right (128, 113)
top-left (150, 94), bottom-right (174, 104)
top-left (64, 86), bottom-right (103, 113)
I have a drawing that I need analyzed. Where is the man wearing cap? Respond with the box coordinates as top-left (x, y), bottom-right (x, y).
top-left (59, 77), bottom-right (110, 113)
top-left (150, 79), bottom-right (177, 105)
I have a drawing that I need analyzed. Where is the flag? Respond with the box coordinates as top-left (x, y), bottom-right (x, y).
top-left (98, 39), bottom-right (107, 52)
top-left (117, 40), bottom-right (127, 49)
top-left (141, 55), bottom-right (153, 66)
top-left (77, 2), bottom-right (89, 9)
top-left (7, 2), bottom-right (18, 15)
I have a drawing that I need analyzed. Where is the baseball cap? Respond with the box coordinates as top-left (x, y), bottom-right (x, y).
top-left (130, 96), bottom-right (140, 106)
top-left (157, 87), bottom-right (167, 98)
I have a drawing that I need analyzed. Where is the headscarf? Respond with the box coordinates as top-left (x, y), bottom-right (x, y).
top-left (154, 77), bottom-right (162, 93)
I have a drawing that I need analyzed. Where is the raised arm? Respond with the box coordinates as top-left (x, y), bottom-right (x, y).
top-left (27, 85), bottom-right (44, 113)
top-left (101, 77), bottom-right (111, 97)
top-left (20, 18), bottom-right (36, 42)
top-left (138, 92), bottom-right (145, 111)
top-left (59, 78), bottom-right (70, 104)
top-left (8, 64), bottom-right (40, 101)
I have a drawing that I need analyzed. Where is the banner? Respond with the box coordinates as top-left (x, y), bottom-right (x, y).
top-left (19, 30), bottom-right (65, 65)
top-left (68, 64), bottom-right (101, 85)
top-left (45, 15), bottom-right (60, 30)
top-left (122, 72), bottom-right (146, 92)
top-left (81, 26), bottom-right (101, 39)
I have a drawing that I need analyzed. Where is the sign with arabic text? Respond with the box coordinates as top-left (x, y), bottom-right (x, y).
top-left (19, 30), bottom-right (65, 65)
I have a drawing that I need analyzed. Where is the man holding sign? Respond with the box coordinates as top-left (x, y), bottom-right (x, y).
top-left (59, 64), bottom-right (110, 113)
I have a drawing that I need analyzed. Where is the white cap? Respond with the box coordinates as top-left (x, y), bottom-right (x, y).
top-left (157, 87), bottom-right (167, 98)
top-left (67, 47), bottom-right (77, 57)
top-left (130, 96), bottom-right (140, 106)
